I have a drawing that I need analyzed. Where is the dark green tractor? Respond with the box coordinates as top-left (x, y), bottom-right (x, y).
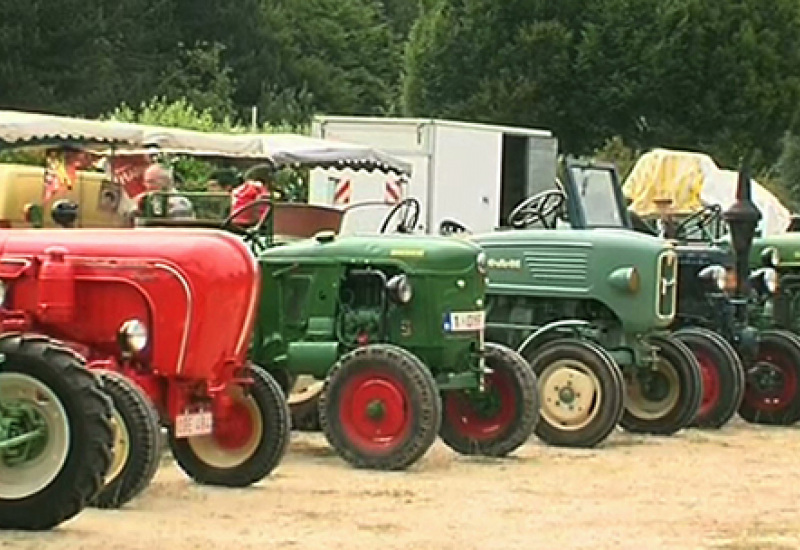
top-left (437, 163), bottom-right (706, 446)
top-left (626, 164), bottom-right (800, 427)
top-left (138, 193), bottom-right (541, 470)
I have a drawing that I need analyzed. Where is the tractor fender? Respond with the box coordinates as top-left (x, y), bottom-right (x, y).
top-left (516, 319), bottom-right (592, 360)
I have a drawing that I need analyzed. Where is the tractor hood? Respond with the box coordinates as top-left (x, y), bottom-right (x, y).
top-left (260, 233), bottom-right (483, 274)
top-left (751, 234), bottom-right (800, 268)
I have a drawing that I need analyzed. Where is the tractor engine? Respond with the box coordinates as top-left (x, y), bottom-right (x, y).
top-left (336, 268), bottom-right (388, 347)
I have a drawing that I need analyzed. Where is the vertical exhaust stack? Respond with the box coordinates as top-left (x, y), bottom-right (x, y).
top-left (723, 159), bottom-right (762, 311)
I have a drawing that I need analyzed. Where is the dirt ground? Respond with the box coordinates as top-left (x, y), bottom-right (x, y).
top-left (6, 419), bottom-right (800, 550)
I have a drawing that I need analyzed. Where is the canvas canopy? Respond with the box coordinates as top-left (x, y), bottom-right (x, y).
top-left (623, 148), bottom-right (791, 236)
top-left (0, 110), bottom-right (143, 150)
top-left (0, 109), bottom-right (412, 175)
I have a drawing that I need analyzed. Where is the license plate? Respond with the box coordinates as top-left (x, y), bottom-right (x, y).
top-left (175, 410), bottom-right (213, 438)
top-left (446, 311), bottom-right (485, 332)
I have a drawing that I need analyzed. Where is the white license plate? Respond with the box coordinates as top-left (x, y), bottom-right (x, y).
top-left (446, 311), bottom-right (485, 332)
top-left (175, 410), bottom-right (213, 438)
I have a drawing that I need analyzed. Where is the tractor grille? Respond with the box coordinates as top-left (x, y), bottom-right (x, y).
top-left (524, 247), bottom-right (589, 285)
top-left (657, 250), bottom-right (678, 318)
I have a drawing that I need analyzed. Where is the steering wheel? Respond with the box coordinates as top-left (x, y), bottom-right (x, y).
top-left (675, 204), bottom-right (723, 240)
top-left (507, 190), bottom-right (566, 229)
top-left (221, 198), bottom-right (273, 254)
top-left (439, 219), bottom-right (471, 236)
top-left (380, 198), bottom-right (420, 234)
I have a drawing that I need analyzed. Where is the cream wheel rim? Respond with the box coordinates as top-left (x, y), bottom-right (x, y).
top-left (538, 359), bottom-right (602, 431)
top-left (105, 407), bottom-right (130, 485)
top-left (0, 373), bottom-right (71, 500)
top-left (186, 386), bottom-right (262, 469)
top-left (625, 359), bottom-right (681, 420)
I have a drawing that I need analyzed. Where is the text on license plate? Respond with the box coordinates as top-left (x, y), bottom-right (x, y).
top-left (175, 410), bottom-right (213, 438)
top-left (446, 311), bottom-right (485, 332)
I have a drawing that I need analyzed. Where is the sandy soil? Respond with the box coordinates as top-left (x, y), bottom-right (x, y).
top-left (6, 419), bottom-right (800, 550)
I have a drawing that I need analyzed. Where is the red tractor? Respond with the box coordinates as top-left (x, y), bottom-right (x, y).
top-left (0, 228), bottom-right (291, 502)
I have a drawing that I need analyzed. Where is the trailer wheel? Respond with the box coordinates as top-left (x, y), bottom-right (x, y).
top-left (319, 344), bottom-right (441, 470)
top-left (739, 329), bottom-right (800, 425)
top-left (674, 327), bottom-right (745, 429)
top-left (621, 334), bottom-right (703, 435)
top-left (439, 342), bottom-right (538, 457)
top-left (288, 378), bottom-right (323, 432)
top-left (0, 334), bottom-right (113, 530)
top-left (168, 364), bottom-right (291, 486)
top-left (91, 371), bottom-right (161, 509)
top-left (526, 338), bottom-right (625, 448)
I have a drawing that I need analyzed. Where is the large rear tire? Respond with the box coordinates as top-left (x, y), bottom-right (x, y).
top-left (526, 338), bottom-right (625, 448)
top-left (674, 327), bottom-right (745, 429)
top-left (91, 371), bottom-right (161, 509)
top-left (168, 364), bottom-right (291, 486)
top-left (439, 342), bottom-right (539, 457)
top-left (319, 344), bottom-right (441, 470)
top-left (620, 334), bottom-right (703, 435)
top-left (739, 329), bottom-right (800, 425)
top-left (0, 334), bottom-right (114, 530)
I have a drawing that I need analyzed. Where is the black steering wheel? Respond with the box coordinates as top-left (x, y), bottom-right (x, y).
top-left (380, 198), bottom-right (420, 234)
top-left (507, 190), bottom-right (566, 229)
top-left (439, 219), bottom-right (471, 236)
top-left (221, 198), bottom-right (273, 253)
top-left (674, 204), bottom-right (723, 240)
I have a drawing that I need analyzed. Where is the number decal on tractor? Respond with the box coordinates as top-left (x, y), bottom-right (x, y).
top-left (175, 410), bottom-right (214, 438)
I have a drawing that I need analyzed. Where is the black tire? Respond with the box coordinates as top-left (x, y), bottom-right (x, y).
top-left (739, 329), bottom-right (800, 425)
top-left (289, 380), bottom-right (323, 432)
top-left (319, 344), bottom-right (441, 470)
top-left (620, 334), bottom-right (703, 435)
top-left (525, 338), bottom-right (625, 448)
top-left (674, 327), bottom-right (745, 429)
top-left (0, 333), bottom-right (114, 530)
top-left (168, 364), bottom-right (291, 486)
top-left (439, 342), bottom-right (539, 457)
top-left (91, 371), bottom-right (161, 509)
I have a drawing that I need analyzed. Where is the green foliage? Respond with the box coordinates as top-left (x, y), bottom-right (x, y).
top-left (775, 132), bottom-right (800, 210)
top-left (592, 136), bottom-right (641, 180)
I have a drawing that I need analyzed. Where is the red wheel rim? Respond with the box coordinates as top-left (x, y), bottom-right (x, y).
top-left (696, 349), bottom-right (721, 420)
top-left (339, 368), bottom-right (412, 453)
top-left (744, 344), bottom-right (799, 412)
top-left (443, 367), bottom-right (517, 440)
top-left (214, 401), bottom-right (255, 450)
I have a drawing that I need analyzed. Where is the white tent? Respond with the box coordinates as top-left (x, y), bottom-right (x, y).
top-left (623, 148), bottom-right (791, 236)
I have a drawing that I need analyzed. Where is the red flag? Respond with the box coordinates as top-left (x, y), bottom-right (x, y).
top-left (109, 155), bottom-right (151, 198)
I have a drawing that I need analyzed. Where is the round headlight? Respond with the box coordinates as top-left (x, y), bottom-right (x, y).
top-left (387, 274), bottom-right (413, 304)
top-left (749, 267), bottom-right (778, 296)
top-left (764, 268), bottom-right (778, 294)
top-left (476, 252), bottom-right (488, 275)
top-left (761, 247), bottom-right (780, 268)
top-left (698, 265), bottom-right (727, 292)
top-left (119, 319), bottom-right (148, 353)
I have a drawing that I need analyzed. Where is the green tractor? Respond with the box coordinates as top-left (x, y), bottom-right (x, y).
top-left (437, 162), bottom-right (706, 446)
top-left (139, 194), bottom-right (541, 470)
top-left (1, 335), bottom-right (115, 530)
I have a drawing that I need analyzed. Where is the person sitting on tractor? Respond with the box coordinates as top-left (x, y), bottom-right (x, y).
top-left (133, 164), bottom-right (195, 222)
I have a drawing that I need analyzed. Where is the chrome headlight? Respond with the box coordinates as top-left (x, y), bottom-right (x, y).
top-left (761, 247), bottom-right (780, 268)
top-left (698, 265), bottom-right (727, 292)
top-left (387, 274), bottom-right (413, 304)
top-left (118, 319), bottom-right (148, 353)
top-left (476, 252), bottom-right (488, 275)
top-left (749, 267), bottom-right (778, 296)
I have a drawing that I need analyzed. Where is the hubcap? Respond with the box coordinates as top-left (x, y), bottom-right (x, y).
top-left (0, 373), bottom-right (70, 500)
top-left (106, 408), bottom-right (131, 485)
top-left (539, 359), bottom-right (602, 431)
top-left (626, 359), bottom-right (680, 420)
top-left (745, 348), bottom-right (798, 412)
top-left (696, 351), bottom-right (721, 419)
top-left (443, 365), bottom-right (517, 440)
top-left (187, 385), bottom-right (262, 469)
top-left (339, 370), bottom-right (411, 453)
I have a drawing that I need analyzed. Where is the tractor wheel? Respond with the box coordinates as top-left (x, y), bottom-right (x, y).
top-left (91, 371), bottom-right (161, 509)
top-left (674, 327), bottom-right (745, 429)
top-left (0, 334), bottom-right (113, 530)
top-left (319, 344), bottom-right (441, 470)
top-left (526, 338), bottom-right (625, 448)
top-left (168, 364), bottom-right (291, 486)
top-left (739, 329), bottom-right (800, 425)
top-left (288, 377), bottom-right (323, 432)
top-left (439, 342), bottom-right (539, 457)
top-left (621, 334), bottom-right (703, 435)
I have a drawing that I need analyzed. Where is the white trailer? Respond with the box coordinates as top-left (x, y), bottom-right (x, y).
top-left (308, 116), bottom-right (558, 235)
